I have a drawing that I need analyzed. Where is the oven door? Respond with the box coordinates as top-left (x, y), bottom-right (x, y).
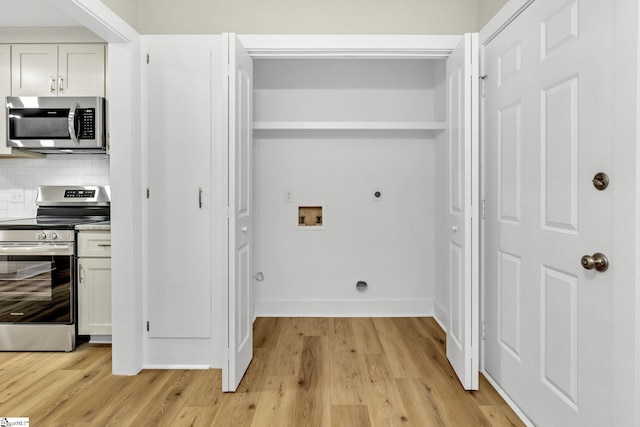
top-left (0, 242), bottom-right (74, 323)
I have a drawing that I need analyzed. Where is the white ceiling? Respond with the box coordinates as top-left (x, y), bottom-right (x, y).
top-left (0, 0), bottom-right (81, 27)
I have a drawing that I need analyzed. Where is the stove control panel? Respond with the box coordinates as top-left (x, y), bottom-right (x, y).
top-left (34, 230), bottom-right (73, 242)
top-left (64, 189), bottom-right (96, 198)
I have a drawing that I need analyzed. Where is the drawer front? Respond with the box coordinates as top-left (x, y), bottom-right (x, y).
top-left (78, 231), bottom-right (111, 257)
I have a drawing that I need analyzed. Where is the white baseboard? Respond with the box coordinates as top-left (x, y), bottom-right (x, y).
top-left (143, 364), bottom-right (211, 370)
top-left (482, 370), bottom-right (535, 427)
top-left (88, 335), bottom-right (112, 344)
top-left (433, 302), bottom-right (447, 332)
top-left (255, 298), bottom-right (433, 317)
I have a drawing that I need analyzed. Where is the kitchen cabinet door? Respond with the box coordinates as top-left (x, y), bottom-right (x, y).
top-left (11, 44), bottom-right (105, 97)
top-left (0, 45), bottom-right (45, 158)
top-left (58, 44), bottom-right (105, 97)
top-left (11, 44), bottom-right (58, 96)
top-left (78, 257), bottom-right (112, 335)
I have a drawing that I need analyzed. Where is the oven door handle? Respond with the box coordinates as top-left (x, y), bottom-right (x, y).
top-left (0, 243), bottom-right (74, 256)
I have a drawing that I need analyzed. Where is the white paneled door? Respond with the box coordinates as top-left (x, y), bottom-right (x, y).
top-left (446, 33), bottom-right (480, 391)
top-left (484, 0), bottom-right (614, 425)
top-left (147, 46), bottom-right (212, 339)
top-left (224, 34), bottom-right (254, 392)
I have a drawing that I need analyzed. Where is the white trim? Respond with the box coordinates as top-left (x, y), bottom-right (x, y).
top-left (256, 298), bottom-right (433, 317)
top-left (55, 0), bottom-right (137, 43)
top-left (479, 0), bottom-right (535, 46)
top-left (0, 27), bottom-right (104, 43)
top-left (88, 335), bottom-right (112, 344)
top-left (433, 309), bottom-right (447, 334)
top-left (238, 34), bottom-right (462, 58)
top-left (482, 370), bottom-right (534, 427)
top-left (143, 365), bottom-right (211, 370)
top-left (52, 0), bottom-right (144, 376)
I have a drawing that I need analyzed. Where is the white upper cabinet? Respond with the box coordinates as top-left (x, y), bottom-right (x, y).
top-left (0, 44), bottom-right (41, 157)
top-left (12, 44), bottom-right (105, 97)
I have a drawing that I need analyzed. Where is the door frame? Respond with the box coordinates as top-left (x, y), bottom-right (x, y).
top-left (478, 0), bottom-right (640, 425)
top-left (230, 34), bottom-right (476, 389)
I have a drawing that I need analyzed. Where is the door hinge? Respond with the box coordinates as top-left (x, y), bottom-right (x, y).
top-left (481, 199), bottom-right (486, 219)
top-left (480, 75), bottom-right (487, 97)
top-left (146, 321), bottom-right (150, 332)
top-left (482, 321), bottom-right (486, 340)
top-left (146, 53), bottom-right (149, 64)
top-left (146, 188), bottom-right (150, 199)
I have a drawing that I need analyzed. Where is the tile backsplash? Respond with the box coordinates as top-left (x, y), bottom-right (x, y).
top-left (0, 154), bottom-right (110, 219)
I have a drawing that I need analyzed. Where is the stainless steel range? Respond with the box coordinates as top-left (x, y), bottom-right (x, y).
top-left (0, 186), bottom-right (110, 351)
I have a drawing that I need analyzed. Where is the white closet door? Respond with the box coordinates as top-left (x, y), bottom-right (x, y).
top-left (484, 0), bottom-right (615, 425)
top-left (147, 46), bottom-right (212, 339)
top-left (224, 34), bottom-right (254, 392)
top-left (445, 33), bottom-right (479, 390)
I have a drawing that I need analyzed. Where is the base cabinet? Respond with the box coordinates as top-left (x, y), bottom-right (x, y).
top-left (77, 231), bottom-right (111, 336)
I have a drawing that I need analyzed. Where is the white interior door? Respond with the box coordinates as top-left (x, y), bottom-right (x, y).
top-left (224, 34), bottom-right (254, 392)
top-left (147, 46), bottom-right (212, 339)
top-left (483, 0), bottom-right (614, 425)
top-left (446, 33), bottom-right (480, 391)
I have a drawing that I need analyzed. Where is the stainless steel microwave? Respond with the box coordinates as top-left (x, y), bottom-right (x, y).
top-left (6, 96), bottom-right (106, 154)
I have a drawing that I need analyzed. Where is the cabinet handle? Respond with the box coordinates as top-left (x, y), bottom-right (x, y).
top-left (50, 76), bottom-right (56, 94)
top-left (58, 76), bottom-right (64, 93)
top-left (97, 244), bottom-right (111, 247)
top-left (199, 187), bottom-right (203, 209)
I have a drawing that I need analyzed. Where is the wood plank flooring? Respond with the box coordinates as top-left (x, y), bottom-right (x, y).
top-left (0, 317), bottom-right (524, 426)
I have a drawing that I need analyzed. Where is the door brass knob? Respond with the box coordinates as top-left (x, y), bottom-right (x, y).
top-left (581, 252), bottom-right (609, 272)
top-left (592, 172), bottom-right (609, 190)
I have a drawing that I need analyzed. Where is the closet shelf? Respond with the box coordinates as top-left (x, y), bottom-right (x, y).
top-left (253, 121), bottom-right (447, 131)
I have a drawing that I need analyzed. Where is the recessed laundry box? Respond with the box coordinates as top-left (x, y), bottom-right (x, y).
top-left (298, 205), bottom-right (323, 227)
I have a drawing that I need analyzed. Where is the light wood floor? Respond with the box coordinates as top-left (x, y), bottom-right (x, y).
top-left (0, 317), bottom-right (524, 426)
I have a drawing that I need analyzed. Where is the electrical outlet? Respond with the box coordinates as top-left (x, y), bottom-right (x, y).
top-left (284, 189), bottom-right (294, 203)
top-left (10, 189), bottom-right (24, 203)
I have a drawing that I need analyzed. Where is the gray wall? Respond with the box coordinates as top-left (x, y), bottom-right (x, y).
top-left (478, 0), bottom-right (509, 28)
top-left (102, 0), bottom-right (508, 34)
top-left (100, 0), bottom-right (140, 31)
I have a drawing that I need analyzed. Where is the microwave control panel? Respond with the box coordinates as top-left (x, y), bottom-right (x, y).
top-left (78, 108), bottom-right (96, 139)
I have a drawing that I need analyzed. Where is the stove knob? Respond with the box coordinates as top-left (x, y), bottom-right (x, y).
top-left (38, 232), bottom-right (47, 240)
top-left (50, 232), bottom-right (58, 240)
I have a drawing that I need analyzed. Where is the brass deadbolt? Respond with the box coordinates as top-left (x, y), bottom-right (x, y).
top-left (592, 172), bottom-right (609, 190)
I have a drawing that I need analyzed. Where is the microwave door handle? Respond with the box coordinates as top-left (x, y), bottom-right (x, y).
top-left (68, 101), bottom-right (80, 145)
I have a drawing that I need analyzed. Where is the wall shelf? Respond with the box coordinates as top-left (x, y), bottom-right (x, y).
top-left (253, 121), bottom-right (446, 131)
